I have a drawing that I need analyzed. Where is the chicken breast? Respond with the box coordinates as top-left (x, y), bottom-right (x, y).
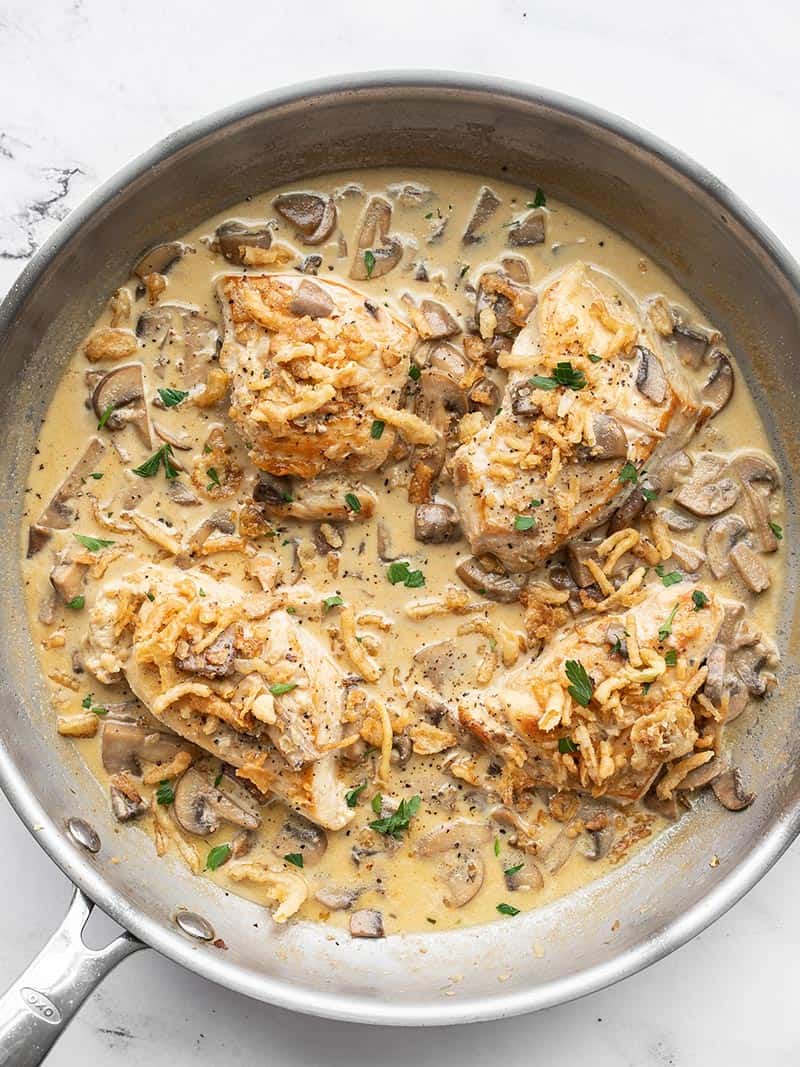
top-left (218, 273), bottom-right (418, 479)
top-left (452, 580), bottom-right (724, 803)
top-left (83, 563), bottom-right (353, 830)
top-left (453, 262), bottom-right (699, 571)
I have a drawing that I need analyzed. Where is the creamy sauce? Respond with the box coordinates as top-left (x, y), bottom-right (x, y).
top-left (21, 168), bottom-right (784, 936)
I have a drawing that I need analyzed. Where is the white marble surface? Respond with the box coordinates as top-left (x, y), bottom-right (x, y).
top-left (1, 0), bottom-right (799, 1062)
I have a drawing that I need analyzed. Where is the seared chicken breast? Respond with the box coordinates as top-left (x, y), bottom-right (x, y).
top-left (453, 263), bottom-right (699, 571)
top-left (218, 273), bottom-right (418, 479)
top-left (83, 564), bottom-right (353, 830)
top-left (452, 580), bottom-right (723, 802)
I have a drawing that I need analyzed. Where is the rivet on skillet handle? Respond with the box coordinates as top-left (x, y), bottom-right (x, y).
top-left (0, 887), bottom-right (143, 1067)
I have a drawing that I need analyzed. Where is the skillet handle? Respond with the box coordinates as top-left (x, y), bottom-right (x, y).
top-left (0, 887), bottom-right (143, 1066)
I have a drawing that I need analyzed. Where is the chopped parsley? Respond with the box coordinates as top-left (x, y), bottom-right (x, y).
top-left (364, 250), bottom-right (376, 278)
top-left (345, 780), bottom-right (368, 808)
top-left (514, 515), bottom-right (536, 532)
top-left (529, 361), bottom-right (586, 391)
top-left (530, 498), bottom-right (543, 507)
top-left (658, 603), bottom-right (679, 641)
top-left (770, 521), bottom-right (783, 541)
top-left (158, 387), bottom-right (190, 408)
top-left (641, 485), bottom-right (658, 502)
top-left (558, 736), bottom-right (579, 754)
top-left (370, 419), bottom-right (385, 440)
top-left (610, 637), bottom-right (624, 656)
top-left (530, 187), bottom-right (547, 208)
top-left (408, 362), bottom-right (421, 382)
top-left (205, 844), bottom-right (231, 871)
top-left (655, 564), bottom-right (682, 588)
top-left (496, 902), bottom-right (520, 917)
top-left (74, 533), bottom-right (114, 552)
top-left (96, 402), bottom-right (116, 430)
top-left (131, 443), bottom-right (178, 480)
top-left (156, 781), bottom-right (175, 806)
top-left (494, 837), bottom-right (501, 857)
top-left (89, 472), bottom-right (104, 480)
top-left (387, 560), bottom-right (425, 588)
top-left (344, 492), bottom-right (361, 513)
top-left (146, 591), bottom-right (155, 601)
top-left (206, 467), bottom-right (221, 490)
top-left (664, 649), bottom-right (678, 667)
top-left (284, 852), bottom-right (304, 868)
top-left (618, 462), bottom-right (638, 484)
top-left (213, 771), bottom-right (223, 787)
top-left (504, 863), bottom-right (524, 877)
top-left (81, 694), bottom-right (93, 709)
top-left (269, 682), bottom-right (298, 696)
top-left (369, 794), bottom-right (421, 838)
top-left (66, 595), bottom-right (85, 610)
top-left (323, 594), bottom-right (344, 613)
top-left (81, 693), bottom-right (108, 716)
top-left (459, 264), bottom-right (469, 279)
top-left (587, 352), bottom-right (602, 363)
top-left (565, 659), bottom-right (593, 707)
top-left (692, 589), bottom-right (709, 612)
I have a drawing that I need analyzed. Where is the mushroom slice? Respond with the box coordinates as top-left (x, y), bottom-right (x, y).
top-left (109, 776), bottom-right (148, 822)
top-left (413, 640), bottom-right (460, 690)
top-left (414, 501), bottom-right (461, 544)
top-left (29, 436), bottom-right (107, 554)
top-left (416, 819), bottom-right (491, 856)
top-left (299, 254), bottom-right (322, 275)
top-left (508, 209), bottom-right (545, 247)
top-left (462, 185), bottom-right (501, 244)
top-left (566, 538), bottom-right (604, 588)
top-left (349, 908), bottom-right (385, 938)
top-left (505, 861), bottom-right (544, 891)
top-left (475, 272), bottom-right (537, 336)
top-left (173, 766), bottom-right (261, 837)
top-left (608, 477), bottom-right (659, 533)
top-left (212, 220), bottom-right (273, 265)
top-left (91, 363), bottom-right (153, 448)
top-left (500, 255), bottom-right (531, 284)
top-left (349, 196), bottom-right (402, 280)
top-left (732, 452), bottom-right (781, 552)
top-left (132, 241), bottom-right (191, 279)
top-left (136, 305), bottom-right (173, 345)
top-left (314, 885), bottom-right (362, 911)
top-left (376, 517), bottom-right (400, 562)
top-left (467, 376), bottom-right (501, 416)
top-left (711, 768), bottom-right (755, 811)
top-left (634, 346), bottom-right (667, 404)
top-left (175, 625), bottom-right (236, 679)
top-left (274, 192), bottom-right (337, 245)
top-left (439, 852), bottom-right (485, 907)
top-left (543, 827), bottom-right (577, 874)
top-left (273, 812), bottom-right (328, 866)
top-left (456, 556), bottom-right (526, 603)
top-left (656, 507), bottom-right (696, 533)
top-left (409, 299), bottom-right (461, 340)
top-left (510, 380), bottom-right (541, 419)
top-left (677, 754), bottom-right (727, 792)
top-left (699, 350), bottom-right (734, 421)
top-left (729, 542), bottom-right (771, 593)
top-left (672, 320), bottom-right (711, 367)
top-left (101, 720), bottom-right (184, 775)
top-left (289, 279), bottom-right (335, 319)
top-left (50, 545), bottom-right (90, 604)
top-left (669, 540), bottom-right (705, 573)
top-left (256, 477), bottom-right (377, 523)
top-left (675, 467), bottom-right (740, 517)
top-left (704, 514), bottom-right (749, 579)
top-left (583, 413), bottom-right (628, 460)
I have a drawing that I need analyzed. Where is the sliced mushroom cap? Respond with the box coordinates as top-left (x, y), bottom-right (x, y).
top-left (634, 346), bottom-right (667, 404)
top-left (609, 477), bottom-right (659, 533)
top-left (699, 350), bottom-right (734, 421)
top-left (175, 625), bottom-right (236, 679)
top-left (733, 640), bottom-right (777, 697)
top-left (658, 450), bottom-right (693, 491)
top-left (440, 851), bottom-right (485, 907)
top-left (349, 196), bottom-right (402, 280)
top-left (50, 549), bottom-right (89, 604)
top-left (136, 304), bottom-right (172, 345)
top-left (456, 556), bottom-right (526, 603)
top-left (704, 514), bottom-right (749, 579)
top-left (132, 241), bottom-right (191, 279)
top-left (256, 477), bottom-right (377, 522)
top-left (475, 272), bottom-right (537, 336)
top-left (289, 279), bottom-right (335, 319)
top-left (391, 734), bottom-right (413, 768)
top-left (729, 541), bottom-right (771, 593)
top-left (410, 299), bottom-right (460, 340)
top-left (413, 639), bottom-right (460, 689)
top-left (315, 885), bottom-right (362, 911)
top-left (510, 380), bottom-right (541, 419)
top-left (732, 451), bottom-right (780, 492)
top-left (500, 255), bottom-right (531, 284)
top-left (712, 768), bottom-right (755, 811)
top-left (32, 437), bottom-right (107, 545)
top-left (543, 827), bottom-right (577, 874)
top-left (416, 819), bottom-right (491, 856)
top-left (656, 507), bottom-right (697, 533)
top-left (678, 754), bottom-right (727, 791)
top-left (675, 471), bottom-right (740, 517)
top-left (349, 908), bottom-right (385, 938)
top-left (467, 375), bottom-right (501, 415)
top-left (92, 363), bottom-right (152, 447)
top-left (505, 861), bottom-right (544, 891)
top-left (672, 320), bottom-right (711, 367)
top-left (110, 781), bottom-right (148, 822)
top-left (463, 185), bottom-right (501, 244)
top-left (164, 479), bottom-right (201, 506)
top-left (429, 341), bottom-right (470, 381)
top-left (669, 539), bottom-right (705, 573)
top-left (584, 413), bottom-right (628, 460)
top-left (566, 538), bottom-right (604, 588)
top-left (273, 812), bottom-right (328, 865)
top-left (101, 720), bottom-right (183, 775)
top-left (212, 220), bottom-right (273, 264)
top-left (508, 209), bottom-right (545, 247)
top-left (173, 766), bottom-right (262, 837)
top-left (312, 521), bottom-right (344, 555)
top-left (299, 254), bottom-right (322, 275)
top-left (274, 192), bottom-right (337, 245)
top-left (414, 501), bottom-right (462, 544)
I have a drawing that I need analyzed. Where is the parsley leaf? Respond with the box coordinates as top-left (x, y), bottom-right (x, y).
top-left (558, 736), bottom-right (579, 754)
top-left (323, 594), bottom-right (344, 613)
top-left (387, 560), bottom-right (425, 588)
top-left (364, 250), bottom-right (376, 278)
top-left (269, 682), bottom-right (297, 696)
top-left (81, 694), bottom-right (93, 709)
top-left (770, 521), bottom-right (783, 541)
top-left (641, 485), bottom-right (658, 502)
top-left (132, 444), bottom-right (178, 480)
top-left (692, 589), bottom-right (709, 612)
top-left (156, 781), bottom-right (174, 806)
top-left (284, 852), bottom-right (304, 868)
top-left (530, 498), bottom-right (543, 507)
top-left (655, 564), bottom-right (682, 588)
top-left (565, 660), bottom-right (593, 707)
top-left (158, 387), bottom-right (190, 408)
top-left (66, 595), bottom-right (85, 610)
top-left (529, 361), bottom-right (586, 391)
top-left (206, 467), bottom-right (221, 490)
top-left (74, 533), bottom-right (114, 552)
top-left (344, 492), bottom-right (361, 513)
top-left (408, 362), bottom-right (421, 381)
top-left (89, 472), bottom-right (104, 480)
top-left (531, 187), bottom-right (547, 208)
top-left (345, 780), bottom-right (367, 808)
top-left (370, 419), bottom-right (385, 440)
top-left (504, 863), bottom-right (524, 877)
top-left (494, 837), bottom-right (501, 857)
top-left (96, 402), bottom-right (116, 430)
top-left (664, 649), bottom-right (678, 667)
top-left (618, 462), bottom-right (638, 484)
top-left (205, 844), bottom-right (231, 871)
top-left (587, 352), bottom-right (602, 363)
top-left (369, 795), bottom-right (421, 838)
top-left (658, 603), bottom-right (679, 641)
top-left (497, 902), bottom-right (520, 917)
top-left (514, 515), bottom-right (536, 531)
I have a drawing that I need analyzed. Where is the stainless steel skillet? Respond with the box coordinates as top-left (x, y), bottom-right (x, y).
top-left (0, 72), bottom-right (798, 1065)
